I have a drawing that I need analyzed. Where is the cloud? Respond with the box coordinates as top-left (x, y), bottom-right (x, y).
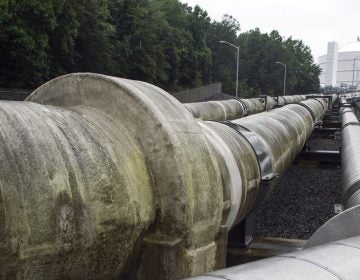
top-left (180, 0), bottom-right (360, 61)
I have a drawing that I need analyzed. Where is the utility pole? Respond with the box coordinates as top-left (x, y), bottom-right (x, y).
top-left (220, 40), bottom-right (240, 99)
top-left (276, 61), bottom-right (287, 96)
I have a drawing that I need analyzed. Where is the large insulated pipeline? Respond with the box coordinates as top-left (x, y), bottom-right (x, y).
top-left (183, 98), bottom-right (266, 121)
top-left (186, 98), bottom-right (360, 280)
top-left (0, 73), bottom-right (226, 280)
top-left (0, 73), bottom-right (328, 280)
top-left (183, 99), bottom-right (246, 121)
top-left (201, 98), bottom-right (327, 227)
top-left (277, 94), bottom-right (306, 106)
top-left (341, 107), bottom-right (360, 208)
top-left (304, 104), bottom-right (360, 248)
top-left (240, 98), bottom-right (266, 115)
top-left (184, 94), bottom-right (307, 121)
top-left (185, 234), bottom-right (360, 280)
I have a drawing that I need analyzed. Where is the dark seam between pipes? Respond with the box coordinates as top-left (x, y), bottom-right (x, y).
top-left (205, 274), bottom-right (232, 280)
top-left (275, 255), bottom-right (344, 280)
top-left (331, 242), bottom-right (360, 251)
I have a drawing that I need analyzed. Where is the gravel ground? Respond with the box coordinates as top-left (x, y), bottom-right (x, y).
top-left (252, 137), bottom-right (342, 240)
top-left (306, 137), bottom-right (340, 151)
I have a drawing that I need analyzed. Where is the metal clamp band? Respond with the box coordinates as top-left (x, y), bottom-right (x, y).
top-left (298, 103), bottom-right (316, 122)
top-left (237, 99), bottom-right (249, 116)
top-left (340, 108), bottom-right (354, 116)
top-left (342, 122), bottom-right (360, 130)
top-left (221, 121), bottom-right (278, 208)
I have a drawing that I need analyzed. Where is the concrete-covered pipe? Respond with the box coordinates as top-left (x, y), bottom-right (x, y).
top-left (0, 73), bottom-right (226, 280)
top-left (0, 73), bottom-right (328, 280)
top-left (283, 95), bottom-right (296, 104)
top-left (231, 103), bottom-right (317, 175)
top-left (276, 95), bottom-right (305, 106)
top-left (185, 235), bottom-right (360, 280)
top-left (0, 101), bottom-right (155, 279)
top-left (299, 98), bottom-right (328, 122)
top-left (184, 97), bottom-right (266, 121)
top-left (199, 122), bottom-right (261, 227)
top-left (264, 96), bottom-right (276, 111)
top-left (184, 99), bottom-right (245, 121)
top-left (240, 98), bottom-right (264, 115)
top-left (200, 98), bottom-right (326, 229)
top-left (184, 95), bottom-right (301, 122)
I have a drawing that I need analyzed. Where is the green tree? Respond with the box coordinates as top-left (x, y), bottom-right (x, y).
top-left (206, 15), bottom-right (240, 94)
top-left (0, 0), bottom-right (56, 88)
top-left (48, 0), bottom-right (84, 76)
top-left (0, 0), bottom-right (320, 94)
top-left (75, 0), bottom-right (115, 73)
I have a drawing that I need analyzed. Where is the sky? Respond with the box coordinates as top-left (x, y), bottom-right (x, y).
top-left (180, 0), bottom-right (360, 62)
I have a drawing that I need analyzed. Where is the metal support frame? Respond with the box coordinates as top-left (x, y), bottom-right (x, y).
top-left (259, 95), bottom-right (268, 111)
top-left (322, 120), bottom-right (341, 128)
top-left (294, 150), bottom-right (340, 164)
top-left (312, 127), bottom-right (340, 139)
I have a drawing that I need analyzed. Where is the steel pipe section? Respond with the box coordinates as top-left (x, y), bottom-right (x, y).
top-left (185, 235), bottom-right (360, 280)
top-left (305, 106), bottom-right (360, 248)
top-left (0, 73), bottom-right (328, 280)
top-left (341, 107), bottom-right (360, 209)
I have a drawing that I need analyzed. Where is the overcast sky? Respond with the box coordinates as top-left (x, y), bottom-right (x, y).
top-left (180, 0), bottom-right (360, 62)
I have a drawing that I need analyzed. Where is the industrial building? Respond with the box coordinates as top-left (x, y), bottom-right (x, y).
top-left (318, 41), bottom-right (360, 89)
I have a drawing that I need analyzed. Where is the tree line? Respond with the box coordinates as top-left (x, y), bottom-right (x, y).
top-left (0, 0), bottom-right (320, 96)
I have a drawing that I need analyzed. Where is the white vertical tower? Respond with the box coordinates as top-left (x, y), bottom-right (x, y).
top-left (325, 41), bottom-right (338, 87)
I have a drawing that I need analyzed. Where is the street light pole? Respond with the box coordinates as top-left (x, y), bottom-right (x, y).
top-left (276, 61), bottom-right (287, 96)
top-left (351, 55), bottom-right (360, 101)
top-left (220, 40), bottom-right (240, 99)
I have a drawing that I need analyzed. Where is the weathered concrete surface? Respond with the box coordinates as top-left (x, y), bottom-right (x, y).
top-left (199, 122), bottom-right (260, 228)
top-left (240, 98), bottom-right (264, 115)
top-left (184, 99), bottom-right (245, 121)
top-left (24, 73), bottom-right (226, 280)
top-left (0, 101), bottom-right (155, 279)
top-left (232, 102), bottom-right (319, 175)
